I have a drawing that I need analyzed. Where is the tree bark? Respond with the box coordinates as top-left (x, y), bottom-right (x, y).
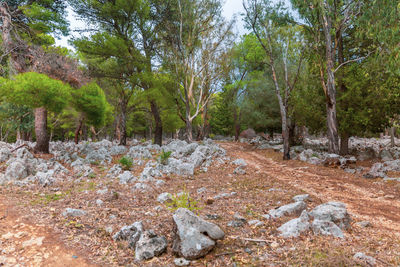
top-left (119, 100), bottom-right (127, 145)
top-left (150, 100), bottom-right (162, 146)
top-left (74, 116), bottom-right (84, 144)
top-left (186, 119), bottom-right (193, 142)
top-left (340, 132), bottom-right (349, 156)
top-left (322, 10), bottom-right (340, 154)
top-left (391, 126), bottom-right (395, 147)
top-left (34, 107), bottom-right (49, 154)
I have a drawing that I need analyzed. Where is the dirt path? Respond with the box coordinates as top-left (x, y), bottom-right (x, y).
top-left (221, 142), bottom-right (400, 234)
top-left (0, 198), bottom-right (96, 267)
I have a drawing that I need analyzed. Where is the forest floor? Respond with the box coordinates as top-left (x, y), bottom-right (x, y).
top-left (1, 142), bottom-right (400, 266)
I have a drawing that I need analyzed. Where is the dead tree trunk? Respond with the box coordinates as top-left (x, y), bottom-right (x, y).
top-left (119, 100), bottom-right (127, 145)
top-left (74, 116), bottom-right (84, 144)
top-left (34, 107), bottom-right (49, 154)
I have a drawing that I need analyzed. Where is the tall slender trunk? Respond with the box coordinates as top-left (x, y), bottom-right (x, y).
top-left (0, 3), bottom-right (16, 76)
top-left (390, 127), bottom-right (395, 147)
top-left (340, 132), bottom-right (349, 156)
top-left (119, 100), bottom-right (127, 145)
top-left (34, 107), bottom-right (49, 154)
top-left (74, 116), bottom-right (84, 144)
top-left (322, 10), bottom-right (340, 154)
top-left (150, 100), bottom-right (162, 146)
top-left (186, 119), bottom-right (193, 142)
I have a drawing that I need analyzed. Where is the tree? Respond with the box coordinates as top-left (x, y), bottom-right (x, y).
top-left (71, 82), bottom-right (111, 144)
top-left (162, 0), bottom-right (233, 142)
top-left (0, 72), bottom-right (71, 153)
top-left (70, 0), bottom-right (169, 146)
top-left (244, 0), bottom-right (304, 159)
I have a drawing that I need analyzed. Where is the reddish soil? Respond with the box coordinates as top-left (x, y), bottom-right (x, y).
top-left (0, 141), bottom-right (399, 266)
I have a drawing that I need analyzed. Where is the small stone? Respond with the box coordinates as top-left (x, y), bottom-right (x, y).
top-left (206, 214), bottom-right (221, 220)
top-left (174, 258), bottom-right (191, 266)
top-left (248, 220), bottom-right (264, 227)
top-left (356, 221), bottom-right (371, 228)
top-left (353, 252), bottom-right (376, 266)
top-left (227, 220), bottom-right (244, 227)
top-left (112, 221), bottom-right (143, 248)
top-left (244, 248), bottom-right (253, 254)
top-left (105, 226), bottom-right (113, 234)
top-left (157, 192), bottom-right (172, 203)
top-left (197, 187), bottom-right (207, 194)
top-left (206, 198), bottom-right (214, 205)
top-left (62, 208), bottom-right (86, 217)
top-left (135, 230), bottom-right (167, 261)
top-left (278, 210), bottom-right (310, 238)
top-left (269, 201), bottom-right (307, 218)
top-left (96, 199), bottom-right (103, 206)
top-left (233, 212), bottom-right (246, 222)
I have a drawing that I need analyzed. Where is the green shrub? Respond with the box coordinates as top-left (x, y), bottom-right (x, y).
top-left (159, 150), bottom-right (172, 165)
top-left (165, 188), bottom-right (201, 213)
top-left (119, 156), bottom-right (133, 170)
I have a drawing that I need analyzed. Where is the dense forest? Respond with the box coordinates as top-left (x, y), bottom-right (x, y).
top-left (0, 0), bottom-right (398, 158)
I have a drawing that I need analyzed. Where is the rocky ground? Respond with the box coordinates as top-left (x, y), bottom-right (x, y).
top-left (0, 139), bottom-right (399, 266)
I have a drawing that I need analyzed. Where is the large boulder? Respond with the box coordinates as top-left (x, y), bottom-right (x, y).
top-left (0, 147), bottom-right (11, 162)
top-left (311, 219), bottom-right (344, 238)
top-left (309, 202), bottom-right (351, 230)
top-left (86, 147), bottom-right (111, 164)
top-left (172, 208), bottom-right (225, 260)
top-left (3, 159), bottom-right (29, 182)
top-left (135, 230), bottom-right (167, 261)
top-left (278, 210), bottom-right (310, 238)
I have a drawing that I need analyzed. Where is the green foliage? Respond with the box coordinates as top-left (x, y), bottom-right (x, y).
top-left (71, 82), bottom-right (110, 127)
top-left (119, 156), bottom-right (133, 170)
top-left (159, 150), bottom-right (172, 165)
top-left (165, 189), bottom-right (201, 213)
top-left (0, 72), bottom-right (71, 112)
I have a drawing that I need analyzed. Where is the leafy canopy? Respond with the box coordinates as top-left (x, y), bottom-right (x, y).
top-left (0, 72), bottom-right (71, 112)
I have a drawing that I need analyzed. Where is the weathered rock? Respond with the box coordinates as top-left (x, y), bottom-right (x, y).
top-left (232, 158), bottom-right (247, 167)
top-left (0, 147), bottom-right (11, 162)
top-left (269, 201), bottom-right (307, 218)
top-left (62, 208), bottom-right (86, 217)
top-left (233, 166), bottom-right (246, 175)
top-left (311, 219), bottom-right (344, 238)
top-left (363, 163), bottom-right (386, 179)
top-left (3, 159), bottom-right (29, 182)
top-left (133, 183), bottom-right (151, 192)
top-left (379, 149), bottom-right (393, 161)
top-left (355, 221), bottom-right (371, 228)
top-left (309, 202), bottom-right (351, 230)
top-left (118, 171), bottom-right (136, 184)
top-left (292, 194), bottom-right (309, 202)
top-left (174, 258), bottom-right (191, 266)
top-left (157, 192), bottom-right (172, 203)
top-left (112, 221), bottom-right (143, 248)
top-left (110, 145), bottom-right (127, 156)
top-left (172, 208), bottom-right (224, 260)
top-left (353, 252), bottom-right (376, 266)
top-left (135, 230), bottom-right (167, 261)
top-left (278, 210), bottom-right (310, 238)
top-left (86, 147), bottom-right (111, 164)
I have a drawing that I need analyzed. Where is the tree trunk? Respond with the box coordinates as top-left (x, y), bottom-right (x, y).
top-left (150, 101), bottom-right (162, 146)
top-left (391, 127), bottom-right (395, 147)
top-left (74, 116), bottom-right (84, 144)
top-left (34, 107), bottom-right (49, 154)
top-left (233, 108), bottom-right (240, 141)
top-left (340, 132), bottom-right (349, 156)
top-left (119, 100), bottom-right (127, 145)
top-left (186, 119), bottom-right (193, 142)
top-left (322, 11), bottom-right (340, 154)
